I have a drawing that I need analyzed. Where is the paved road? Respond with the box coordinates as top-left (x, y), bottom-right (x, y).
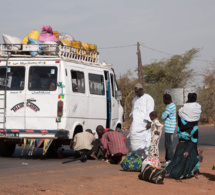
top-left (0, 126), bottom-right (214, 174)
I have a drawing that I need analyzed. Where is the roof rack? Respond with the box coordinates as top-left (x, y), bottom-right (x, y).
top-left (0, 44), bottom-right (100, 64)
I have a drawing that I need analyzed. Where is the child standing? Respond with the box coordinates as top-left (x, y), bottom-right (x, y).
top-left (149, 111), bottom-right (163, 158)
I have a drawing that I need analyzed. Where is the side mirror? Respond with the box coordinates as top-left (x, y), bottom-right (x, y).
top-left (116, 90), bottom-right (122, 101)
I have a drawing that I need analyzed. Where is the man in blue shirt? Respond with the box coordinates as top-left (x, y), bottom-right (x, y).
top-left (162, 94), bottom-right (176, 164)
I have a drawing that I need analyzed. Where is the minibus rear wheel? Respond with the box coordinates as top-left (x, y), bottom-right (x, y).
top-left (0, 140), bottom-right (16, 157)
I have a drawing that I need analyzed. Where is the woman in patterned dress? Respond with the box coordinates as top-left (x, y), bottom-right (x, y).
top-left (165, 93), bottom-right (202, 179)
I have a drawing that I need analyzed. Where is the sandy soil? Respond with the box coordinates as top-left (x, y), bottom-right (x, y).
top-left (0, 145), bottom-right (215, 195)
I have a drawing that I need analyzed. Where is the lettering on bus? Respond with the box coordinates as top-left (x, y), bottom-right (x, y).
top-left (11, 102), bottom-right (25, 112)
top-left (26, 102), bottom-right (40, 112)
top-left (11, 102), bottom-right (40, 112)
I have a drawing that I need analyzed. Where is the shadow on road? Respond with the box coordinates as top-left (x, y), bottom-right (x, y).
top-left (200, 172), bottom-right (215, 181)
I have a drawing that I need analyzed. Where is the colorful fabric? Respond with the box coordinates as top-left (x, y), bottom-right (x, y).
top-left (43, 139), bottom-right (53, 155)
top-left (164, 141), bottom-right (200, 179)
top-left (101, 130), bottom-right (129, 158)
top-left (162, 103), bottom-right (176, 133)
top-left (21, 138), bottom-right (27, 156)
top-left (28, 139), bottom-right (36, 156)
top-left (121, 152), bottom-right (142, 172)
top-left (165, 115), bottom-right (200, 179)
top-left (142, 155), bottom-right (161, 170)
top-left (177, 116), bottom-right (198, 143)
top-left (150, 118), bottom-right (163, 157)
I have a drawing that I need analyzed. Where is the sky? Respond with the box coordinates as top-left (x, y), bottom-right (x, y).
top-left (1, 0), bottom-right (215, 87)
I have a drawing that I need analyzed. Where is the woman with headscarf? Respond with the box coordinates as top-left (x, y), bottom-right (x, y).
top-left (164, 93), bottom-right (202, 179)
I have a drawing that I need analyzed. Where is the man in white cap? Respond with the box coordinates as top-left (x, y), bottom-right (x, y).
top-left (127, 83), bottom-right (155, 159)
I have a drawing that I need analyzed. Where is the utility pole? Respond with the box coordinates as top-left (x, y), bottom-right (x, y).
top-left (137, 42), bottom-right (145, 90)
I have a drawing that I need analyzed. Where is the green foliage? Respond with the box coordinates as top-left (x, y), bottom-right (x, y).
top-left (142, 48), bottom-right (199, 118)
top-left (198, 69), bottom-right (215, 123)
top-left (117, 70), bottom-right (136, 125)
top-left (117, 48), bottom-right (199, 127)
top-left (143, 48), bottom-right (199, 88)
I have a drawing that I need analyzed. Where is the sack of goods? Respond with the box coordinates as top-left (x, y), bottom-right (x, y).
top-left (22, 29), bottom-right (40, 44)
top-left (141, 155), bottom-right (161, 171)
top-left (138, 164), bottom-right (166, 184)
top-left (120, 152), bottom-right (142, 172)
top-left (2, 34), bottom-right (22, 51)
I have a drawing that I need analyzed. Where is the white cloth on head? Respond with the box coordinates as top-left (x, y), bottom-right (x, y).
top-left (178, 102), bottom-right (202, 122)
top-left (127, 94), bottom-right (154, 159)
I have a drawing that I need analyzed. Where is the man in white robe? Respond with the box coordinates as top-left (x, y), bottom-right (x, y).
top-left (127, 83), bottom-right (155, 159)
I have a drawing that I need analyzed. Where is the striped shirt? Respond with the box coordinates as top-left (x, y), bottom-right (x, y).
top-left (162, 102), bottom-right (176, 133)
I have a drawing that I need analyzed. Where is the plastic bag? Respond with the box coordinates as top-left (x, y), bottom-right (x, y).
top-left (2, 34), bottom-right (22, 50)
top-left (28, 37), bottom-right (43, 57)
top-left (39, 33), bottom-right (57, 42)
top-left (59, 32), bottom-right (74, 41)
top-left (53, 31), bottom-right (59, 39)
top-left (72, 41), bottom-right (82, 49)
top-left (22, 29), bottom-right (39, 44)
top-left (89, 44), bottom-right (97, 52)
top-left (41, 26), bottom-right (53, 34)
top-left (60, 39), bottom-right (73, 47)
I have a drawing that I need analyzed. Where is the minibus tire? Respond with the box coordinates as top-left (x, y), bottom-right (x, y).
top-left (0, 140), bottom-right (16, 157)
top-left (47, 142), bottom-right (60, 157)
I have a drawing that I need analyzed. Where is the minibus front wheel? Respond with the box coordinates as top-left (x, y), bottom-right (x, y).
top-left (0, 140), bottom-right (16, 157)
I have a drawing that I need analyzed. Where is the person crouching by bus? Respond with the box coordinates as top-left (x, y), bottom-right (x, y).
top-left (97, 127), bottom-right (129, 164)
top-left (71, 129), bottom-right (98, 160)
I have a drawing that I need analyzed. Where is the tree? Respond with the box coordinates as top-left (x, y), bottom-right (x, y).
top-left (142, 48), bottom-right (199, 117)
top-left (117, 70), bottom-right (136, 126)
top-left (117, 48), bottom-right (199, 128)
top-left (143, 48), bottom-right (199, 88)
top-left (198, 68), bottom-right (215, 123)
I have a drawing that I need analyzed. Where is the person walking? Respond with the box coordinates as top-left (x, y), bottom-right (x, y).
top-left (128, 83), bottom-right (154, 159)
top-left (162, 94), bottom-right (176, 164)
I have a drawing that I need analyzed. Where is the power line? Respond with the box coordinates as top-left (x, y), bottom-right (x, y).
top-left (140, 44), bottom-right (215, 64)
top-left (99, 42), bottom-right (215, 64)
top-left (140, 44), bottom-right (173, 56)
top-left (98, 43), bottom-right (138, 49)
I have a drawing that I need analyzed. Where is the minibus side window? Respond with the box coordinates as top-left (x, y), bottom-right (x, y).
top-left (71, 70), bottom-right (85, 93)
top-left (0, 67), bottom-right (25, 91)
top-left (89, 73), bottom-right (105, 95)
top-left (28, 66), bottom-right (57, 91)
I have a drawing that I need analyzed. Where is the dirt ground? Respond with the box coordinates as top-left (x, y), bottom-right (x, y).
top-left (0, 145), bottom-right (214, 195)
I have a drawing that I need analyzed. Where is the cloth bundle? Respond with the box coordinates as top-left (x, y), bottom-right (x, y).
top-left (141, 155), bottom-right (161, 172)
top-left (120, 152), bottom-right (142, 172)
top-left (39, 26), bottom-right (58, 42)
top-left (138, 164), bottom-right (166, 184)
top-left (178, 102), bottom-right (201, 122)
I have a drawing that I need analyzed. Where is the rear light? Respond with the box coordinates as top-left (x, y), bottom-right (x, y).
top-left (55, 61), bottom-right (60, 63)
top-left (57, 101), bottom-right (63, 117)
